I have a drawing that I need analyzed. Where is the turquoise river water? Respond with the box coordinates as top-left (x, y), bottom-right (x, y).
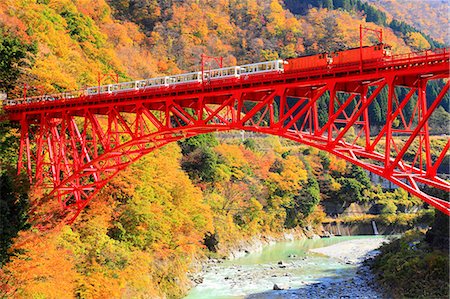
top-left (185, 235), bottom-right (384, 299)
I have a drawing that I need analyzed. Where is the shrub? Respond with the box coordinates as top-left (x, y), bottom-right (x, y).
top-left (372, 230), bottom-right (449, 298)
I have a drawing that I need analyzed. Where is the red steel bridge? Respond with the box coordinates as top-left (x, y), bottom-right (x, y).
top-left (3, 47), bottom-right (450, 223)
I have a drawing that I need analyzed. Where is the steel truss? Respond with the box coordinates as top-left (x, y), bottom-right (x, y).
top-left (7, 51), bottom-right (450, 223)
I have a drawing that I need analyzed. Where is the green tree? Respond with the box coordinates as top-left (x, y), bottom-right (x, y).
top-left (285, 176), bottom-right (321, 228)
top-left (298, 176), bottom-right (321, 217)
top-left (322, 0), bottom-right (333, 10)
top-left (181, 146), bottom-right (219, 182)
top-left (179, 133), bottom-right (218, 154)
top-left (369, 99), bottom-right (382, 125)
top-left (0, 119), bottom-right (30, 266)
top-left (318, 151), bottom-right (330, 171)
top-left (429, 106), bottom-right (450, 135)
top-left (0, 172), bottom-right (29, 266)
top-left (243, 138), bottom-right (256, 151)
top-left (335, 177), bottom-right (364, 204)
top-left (348, 164), bottom-right (371, 188)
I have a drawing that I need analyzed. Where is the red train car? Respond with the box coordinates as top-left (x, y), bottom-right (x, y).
top-left (331, 43), bottom-right (391, 66)
top-left (284, 53), bottom-right (330, 72)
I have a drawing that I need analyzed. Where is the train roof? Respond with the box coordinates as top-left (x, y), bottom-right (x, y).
top-left (288, 52), bottom-right (328, 60)
top-left (333, 43), bottom-right (390, 53)
top-left (288, 43), bottom-right (390, 59)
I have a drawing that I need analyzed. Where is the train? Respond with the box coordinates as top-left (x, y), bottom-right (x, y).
top-left (83, 44), bottom-right (391, 96)
top-left (284, 43), bottom-right (392, 72)
top-left (3, 44), bottom-right (392, 105)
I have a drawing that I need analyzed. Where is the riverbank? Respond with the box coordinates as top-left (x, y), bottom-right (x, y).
top-left (309, 237), bottom-right (388, 264)
top-left (185, 236), bottom-right (387, 299)
top-left (371, 228), bottom-right (449, 298)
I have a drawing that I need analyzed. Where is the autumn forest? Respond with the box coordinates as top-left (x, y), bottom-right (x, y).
top-left (0, 0), bottom-right (449, 298)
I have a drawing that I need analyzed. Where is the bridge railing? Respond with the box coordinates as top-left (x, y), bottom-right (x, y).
top-left (387, 47), bottom-right (449, 64)
top-left (2, 90), bottom-right (86, 106)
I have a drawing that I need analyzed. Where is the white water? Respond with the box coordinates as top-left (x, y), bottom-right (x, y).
top-left (372, 220), bottom-right (379, 235)
top-left (185, 236), bottom-right (385, 299)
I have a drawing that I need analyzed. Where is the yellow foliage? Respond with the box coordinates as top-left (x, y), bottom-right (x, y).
top-left (330, 178), bottom-right (342, 192)
top-left (406, 32), bottom-right (431, 50)
top-left (215, 144), bottom-right (248, 168)
top-left (305, 205), bottom-right (326, 226)
top-left (269, 155), bottom-right (307, 193)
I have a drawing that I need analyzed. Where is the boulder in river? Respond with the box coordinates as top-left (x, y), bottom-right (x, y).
top-left (278, 261), bottom-right (287, 268)
top-left (273, 283), bottom-right (289, 290)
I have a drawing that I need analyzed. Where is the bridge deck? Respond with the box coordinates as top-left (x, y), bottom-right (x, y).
top-left (4, 48), bottom-right (449, 121)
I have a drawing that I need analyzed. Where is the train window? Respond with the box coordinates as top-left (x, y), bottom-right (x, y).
top-left (136, 80), bottom-right (146, 88)
top-left (87, 87), bottom-right (98, 95)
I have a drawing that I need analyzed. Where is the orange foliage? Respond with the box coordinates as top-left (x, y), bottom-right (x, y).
top-left (328, 154), bottom-right (346, 174)
top-left (3, 229), bottom-right (78, 298)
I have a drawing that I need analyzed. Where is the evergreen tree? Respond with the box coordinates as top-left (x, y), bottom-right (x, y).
top-left (348, 164), bottom-right (371, 188)
top-left (322, 0), bottom-right (333, 10)
top-left (369, 99), bottom-right (382, 125)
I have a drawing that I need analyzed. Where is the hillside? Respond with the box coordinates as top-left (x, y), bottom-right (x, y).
top-left (0, 0), bottom-right (417, 98)
top-left (365, 0), bottom-right (449, 45)
top-left (0, 0), bottom-right (164, 97)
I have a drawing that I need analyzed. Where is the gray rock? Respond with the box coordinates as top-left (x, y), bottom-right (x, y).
top-left (273, 283), bottom-right (288, 290)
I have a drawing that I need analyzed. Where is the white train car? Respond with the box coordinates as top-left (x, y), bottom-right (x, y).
top-left (167, 72), bottom-right (202, 85)
top-left (204, 66), bottom-right (240, 80)
top-left (86, 86), bottom-right (99, 95)
top-left (2, 99), bottom-right (17, 105)
top-left (146, 77), bottom-right (168, 88)
top-left (86, 85), bottom-right (112, 95)
top-left (5, 59), bottom-right (288, 105)
top-left (239, 60), bottom-right (285, 75)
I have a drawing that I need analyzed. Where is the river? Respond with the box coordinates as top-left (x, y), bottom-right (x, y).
top-left (185, 236), bottom-right (386, 299)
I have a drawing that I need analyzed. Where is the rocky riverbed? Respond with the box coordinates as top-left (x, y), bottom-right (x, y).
top-left (248, 238), bottom-right (389, 299)
top-left (309, 238), bottom-right (387, 264)
top-left (185, 236), bottom-right (389, 299)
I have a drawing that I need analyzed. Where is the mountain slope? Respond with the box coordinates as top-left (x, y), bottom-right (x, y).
top-left (0, 0), bottom-right (162, 96)
top-left (1, 0), bottom-right (416, 99)
top-left (365, 0), bottom-right (449, 45)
